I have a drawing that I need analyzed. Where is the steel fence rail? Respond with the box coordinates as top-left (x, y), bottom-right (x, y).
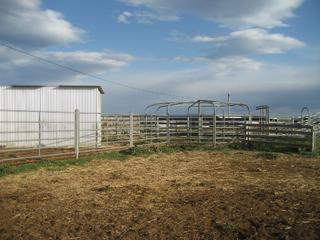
top-left (0, 106), bottom-right (318, 163)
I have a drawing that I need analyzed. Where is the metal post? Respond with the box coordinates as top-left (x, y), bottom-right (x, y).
top-left (105, 116), bottom-right (108, 145)
top-left (198, 102), bottom-right (201, 144)
top-left (74, 109), bottom-right (80, 160)
top-left (213, 114), bottom-right (216, 147)
top-left (150, 114), bottom-right (153, 143)
top-left (156, 115), bottom-right (159, 141)
top-left (223, 114), bottom-right (225, 140)
top-left (95, 113), bottom-right (98, 149)
top-left (312, 126), bottom-right (317, 152)
top-left (187, 115), bottom-right (190, 141)
top-left (145, 114), bottom-right (148, 142)
top-left (116, 115), bottom-right (119, 141)
top-left (166, 106), bottom-right (170, 143)
top-left (38, 111), bottom-right (41, 157)
top-left (129, 113), bottom-right (134, 147)
top-left (248, 115), bottom-right (252, 141)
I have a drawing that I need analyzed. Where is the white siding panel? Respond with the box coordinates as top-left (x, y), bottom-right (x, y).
top-left (0, 86), bottom-right (102, 148)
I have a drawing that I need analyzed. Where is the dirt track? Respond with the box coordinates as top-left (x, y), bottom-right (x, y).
top-left (1, 150), bottom-right (320, 239)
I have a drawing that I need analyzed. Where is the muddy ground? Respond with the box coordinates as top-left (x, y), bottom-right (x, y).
top-left (0, 150), bottom-right (320, 239)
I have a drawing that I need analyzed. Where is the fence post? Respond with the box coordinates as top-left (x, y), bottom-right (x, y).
top-left (95, 113), bottom-right (99, 149)
top-left (145, 114), bottom-right (148, 142)
top-left (38, 111), bottom-right (41, 157)
top-left (312, 126), bottom-right (317, 153)
top-left (116, 115), bottom-right (119, 141)
top-left (198, 103), bottom-right (201, 145)
top-left (222, 115), bottom-right (225, 140)
top-left (213, 114), bottom-right (216, 147)
top-left (166, 114), bottom-right (170, 143)
top-left (187, 115), bottom-right (190, 142)
top-left (104, 116), bottom-right (108, 145)
top-left (74, 109), bottom-right (80, 160)
top-left (129, 113), bottom-right (134, 148)
top-left (156, 115), bottom-right (159, 141)
top-left (150, 115), bottom-right (153, 144)
top-left (248, 115), bottom-right (252, 141)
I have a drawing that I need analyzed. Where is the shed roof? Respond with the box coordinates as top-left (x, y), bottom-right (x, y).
top-left (9, 85), bottom-right (104, 94)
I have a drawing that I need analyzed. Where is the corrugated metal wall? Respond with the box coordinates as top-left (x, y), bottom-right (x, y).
top-left (0, 86), bottom-right (102, 147)
top-left (0, 86), bottom-right (101, 112)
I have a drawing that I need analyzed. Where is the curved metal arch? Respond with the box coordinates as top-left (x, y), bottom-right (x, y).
top-left (300, 107), bottom-right (310, 124)
top-left (186, 100), bottom-right (217, 140)
top-left (145, 101), bottom-right (196, 143)
top-left (144, 99), bottom-right (251, 144)
top-left (145, 102), bottom-right (174, 115)
top-left (155, 101), bottom-right (195, 116)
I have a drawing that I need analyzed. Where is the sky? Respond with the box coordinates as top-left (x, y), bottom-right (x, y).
top-left (0, 0), bottom-right (319, 116)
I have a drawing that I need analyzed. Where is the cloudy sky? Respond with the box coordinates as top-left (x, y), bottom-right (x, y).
top-left (0, 0), bottom-right (319, 115)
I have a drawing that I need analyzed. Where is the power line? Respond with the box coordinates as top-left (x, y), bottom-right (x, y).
top-left (0, 41), bottom-right (193, 99)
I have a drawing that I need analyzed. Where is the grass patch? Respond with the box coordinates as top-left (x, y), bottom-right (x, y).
top-left (0, 157), bottom-right (89, 177)
top-left (0, 151), bottom-right (130, 178)
top-left (6, 140), bottom-right (316, 178)
top-left (233, 141), bottom-right (318, 156)
top-left (0, 144), bottom-right (233, 178)
top-left (124, 144), bottom-right (231, 156)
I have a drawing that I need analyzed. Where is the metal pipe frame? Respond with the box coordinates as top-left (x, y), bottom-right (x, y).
top-left (186, 100), bottom-right (217, 143)
top-left (144, 99), bottom-right (251, 144)
top-left (300, 107), bottom-right (310, 124)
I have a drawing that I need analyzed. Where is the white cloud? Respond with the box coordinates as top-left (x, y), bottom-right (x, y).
top-left (0, 0), bottom-right (84, 48)
top-left (117, 10), bottom-right (178, 24)
top-left (119, 0), bottom-right (304, 28)
top-left (117, 11), bottom-right (132, 24)
top-left (0, 47), bottom-right (134, 84)
top-left (0, 1), bottom-right (135, 85)
top-left (167, 30), bottom-right (190, 42)
top-left (192, 28), bottom-right (305, 57)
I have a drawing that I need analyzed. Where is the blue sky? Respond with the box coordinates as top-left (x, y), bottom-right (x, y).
top-left (0, 0), bottom-right (319, 115)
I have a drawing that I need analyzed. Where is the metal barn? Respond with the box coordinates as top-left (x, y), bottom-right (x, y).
top-left (0, 85), bottom-right (104, 148)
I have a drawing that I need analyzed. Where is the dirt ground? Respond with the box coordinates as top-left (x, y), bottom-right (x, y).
top-left (0, 150), bottom-right (320, 240)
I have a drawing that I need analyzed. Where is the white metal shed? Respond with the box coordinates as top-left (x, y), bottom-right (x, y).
top-left (0, 85), bottom-right (104, 148)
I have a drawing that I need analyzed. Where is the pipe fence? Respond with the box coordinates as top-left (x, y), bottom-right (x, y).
top-left (0, 109), bottom-right (318, 163)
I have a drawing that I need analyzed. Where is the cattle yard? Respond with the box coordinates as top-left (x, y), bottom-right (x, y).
top-left (1, 99), bottom-right (320, 239)
top-left (1, 148), bottom-right (320, 239)
top-left (0, 99), bottom-right (320, 163)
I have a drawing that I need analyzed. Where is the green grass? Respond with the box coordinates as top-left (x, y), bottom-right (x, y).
top-left (124, 144), bottom-right (231, 156)
top-left (0, 144), bottom-right (232, 178)
top-left (0, 151), bottom-right (130, 178)
top-left (2, 140), bottom-right (317, 178)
